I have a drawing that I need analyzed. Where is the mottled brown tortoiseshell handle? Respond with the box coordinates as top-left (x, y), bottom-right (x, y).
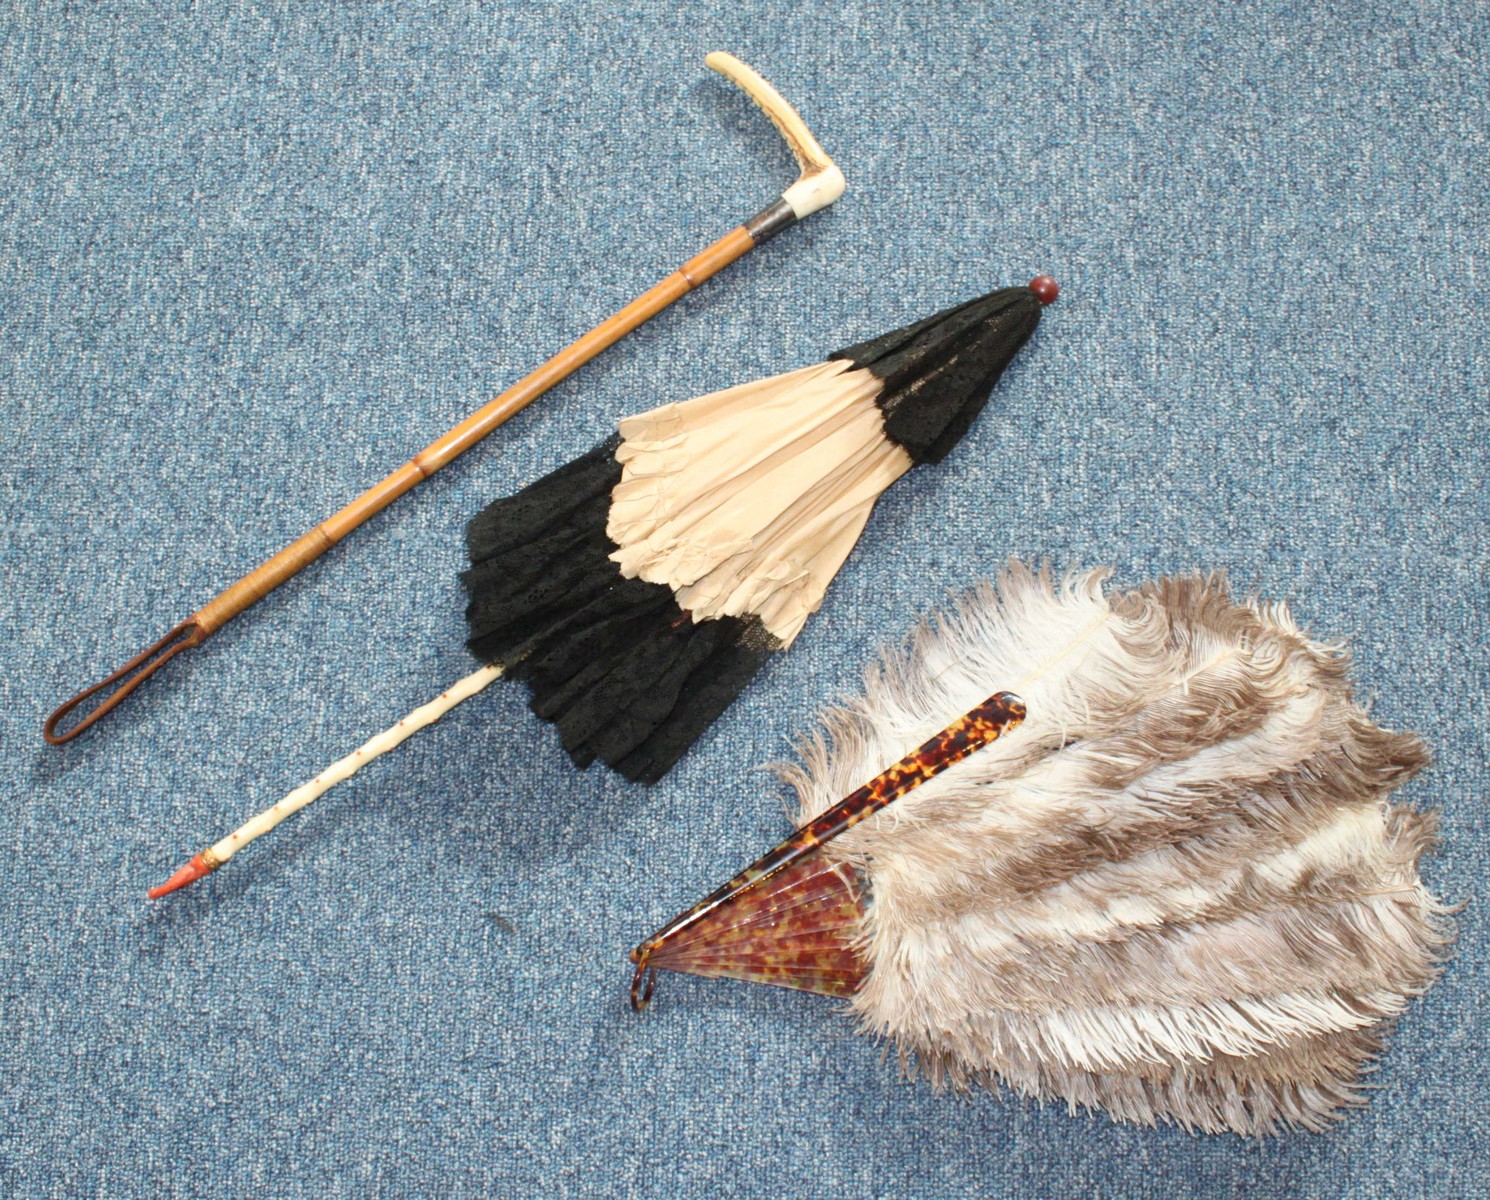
top-left (630, 690), bottom-right (1026, 1009)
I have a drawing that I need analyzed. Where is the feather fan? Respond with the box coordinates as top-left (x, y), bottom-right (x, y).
top-left (630, 563), bottom-right (1452, 1135)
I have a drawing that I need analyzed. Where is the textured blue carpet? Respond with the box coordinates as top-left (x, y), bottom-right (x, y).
top-left (3, 2), bottom-right (1486, 1197)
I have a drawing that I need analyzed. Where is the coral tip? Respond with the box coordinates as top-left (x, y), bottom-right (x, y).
top-left (1028, 275), bottom-right (1059, 306)
top-left (147, 852), bottom-right (216, 899)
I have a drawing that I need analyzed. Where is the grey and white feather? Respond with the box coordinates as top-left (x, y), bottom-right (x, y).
top-left (773, 564), bottom-right (1451, 1135)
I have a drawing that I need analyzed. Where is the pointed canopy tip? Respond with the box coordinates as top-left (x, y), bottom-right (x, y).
top-left (1028, 275), bottom-right (1059, 305)
top-left (147, 852), bottom-right (214, 899)
top-left (830, 278), bottom-right (1053, 465)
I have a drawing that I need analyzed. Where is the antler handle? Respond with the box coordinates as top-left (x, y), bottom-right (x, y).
top-left (705, 51), bottom-right (846, 219)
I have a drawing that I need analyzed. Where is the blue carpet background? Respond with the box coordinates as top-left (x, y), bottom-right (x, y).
top-left (2, 3), bottom-right (1486, 1197)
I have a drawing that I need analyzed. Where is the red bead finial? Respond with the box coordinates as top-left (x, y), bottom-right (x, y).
top-left (1028, 275), bottom-right (1059, 306)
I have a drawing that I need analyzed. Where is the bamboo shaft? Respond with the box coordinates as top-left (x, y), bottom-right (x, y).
top-left (50, 53), bottom-right (847, 744)
top-left (194, 227), bottom-right (755, 635)
top-left (46, 225), bottom-right (757, 743)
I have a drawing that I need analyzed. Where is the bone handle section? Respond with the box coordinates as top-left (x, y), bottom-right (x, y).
top-left (210, 663), bottom-right (505, 866)
top-left (148, 664), bottom-right (504, 897)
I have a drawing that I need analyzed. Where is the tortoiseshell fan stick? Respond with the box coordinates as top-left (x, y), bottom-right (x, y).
top-left (45, 52), bottom-right (845, 745)
top-left (629, 691), bottom-right (1027, 1010)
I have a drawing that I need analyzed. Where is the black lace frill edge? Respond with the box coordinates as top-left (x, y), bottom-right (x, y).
top-left (461, 435), bottom-right (779, 784)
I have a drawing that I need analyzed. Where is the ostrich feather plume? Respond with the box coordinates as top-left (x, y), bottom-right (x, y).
top-left (759, 564), bottom-right (1450, 1135)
